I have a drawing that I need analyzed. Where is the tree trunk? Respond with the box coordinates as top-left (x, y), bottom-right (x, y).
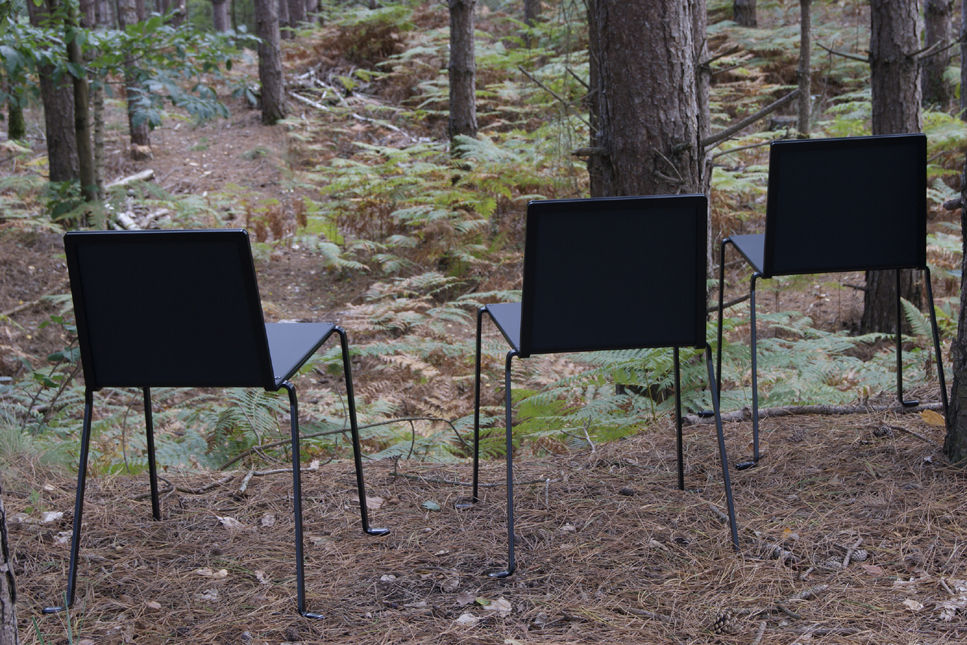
top-left (117, 0), bottom-right (152, 159)
top-left (3, 71), bottom-right (26, 141)
top-left (26, 0), bottom-right (79, 183)
top-left (168, 0), bottom-right (186, 25)
top-left (922, 0), bottom-right (953, 109)
top-left (66, 0), bottom-right (97, 202)
top-left (0, 482), bottom-right (17, 645)
top-left (287, 0), bottom-right (306, 29)
top-left (278, 0), bottom-right (291, 40)
top-left (945, 158), bottom-right (967, 462)
top-left (797, 0), bottom-right (811, 137)
top-left (254, 0), bottom-right (286, 124)
top-left (448, 0), bottom-right (477, 144)
top-left (862, 0), bottom-right (923, 334)
top-left (523, 0), bottom-right (540, 47)
top-left (587, 0), bottom-right (705, 197)
top-left (733, 0), bottom-right (756, 27)
top-left (212, 0), bottom-right (231, 31)
top-left (962, 0), bottom-right (967, 120)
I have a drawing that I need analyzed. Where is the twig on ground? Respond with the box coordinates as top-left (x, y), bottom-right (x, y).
top-left (842, 537), bottom-right (863, 569)
top-left (683, 401), bottom-right (943, 426)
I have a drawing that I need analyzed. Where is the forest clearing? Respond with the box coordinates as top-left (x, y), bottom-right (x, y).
top-left (3, 0), bottom-right (967, 643)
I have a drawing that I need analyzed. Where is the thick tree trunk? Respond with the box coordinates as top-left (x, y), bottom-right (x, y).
top-left (67, 0), bottom-right (96, 203)
top-left (523, 0), bottom-right (540, 47)
top-left (278, 0), bottom-right (291, 40)
top-left (862, 0), bottom-right (923, 333)
top-left (212, 0), bottom-right (231, 31)
top-left (448, 0), bottom-right (477, 144)
top-left (587, 0), bottom-right (705, 197)
top-left (922, 0), bottom-right (953, 109)
top-left (797, 0), bottom-right (811, 136)
top-left (287, 0), bottom-right (306, 28)
top-left (3, 71), bottom-right (25, 141)
top-left (945, 159), bottom-right (967, 462)
top-left (118, 0), bottom-right (152, 159)
top-left (254, 0), bottom-right (286, 124)
top-left (26, 0), bottom-right (79, 183)
top-left (733, 0), bottom-right (756, 27)
top-left (0, 482), bottom-right (17, 645)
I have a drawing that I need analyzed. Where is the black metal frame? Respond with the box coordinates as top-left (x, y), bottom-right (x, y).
top-left (465, 195), bottom-right (740, 577)
top-left (714, 134), bottom-right (949, 466)
top-left (46, 230), bottom-right (387, 618)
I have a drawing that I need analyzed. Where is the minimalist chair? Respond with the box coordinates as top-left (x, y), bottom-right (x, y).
top-left (469, 195), bottom-right (739, 578)
top-left (47, 229), bottom-right (387, 618)
top-left (716, 133), bottom-right (949, 466)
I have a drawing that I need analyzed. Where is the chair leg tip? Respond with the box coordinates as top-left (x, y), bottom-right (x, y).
top-left (42, 605), bottom-right (66, 614)
top-left (900, 399), bottom-right (920, 408)
top-left (301, 610), bottom-right (325, 620)
top-left (488, 568), bottom-right (515, 579)
top-left (366, 527), bottom-right (390, 536)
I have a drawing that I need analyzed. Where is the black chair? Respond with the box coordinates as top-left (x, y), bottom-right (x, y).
top-left (469, 195), bottom-right (740, 578)
top-left (716, 133), bottom-right (949, 466)
top-left (47, 229), bottom-right (387, 618)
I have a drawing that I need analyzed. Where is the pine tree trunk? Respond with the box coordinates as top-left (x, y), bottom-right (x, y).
top-left (523, 0), bottom-right (540, 47)
top-left (288, 0), bottom-right (306, 29)
top-left (797, 0), bottom-right (811, 137)
top-left (922, 0), bottom-right (953, 109)
top-left (448, 0), bottom-right (477, 145)
top-left (3, 69), bottom-right (25, 141)
top-left (66, 0), bottom-right (97, 203)
top-left (118, 0), bottom-right (152, 159)
top-left (255, 0), bottom-right (286, 124)
top-left (862, 0), bottom-right (923, 334)
top-left (212, 0), bottom-right (231, 31)
top-left (733, 0), bottom-right (756, 27)
top-left (586, 0), bottom-right (705, 197)
top-left (278, 0), bottom-right (291, 39)
top-left (26, 0), bottom-right (79, 184)
top-left (0, 482), bottom-right (17, 645)
top-left (962, 0), bottom-right (967, 121)
top-left (945, 158), bottom-right (967, 462)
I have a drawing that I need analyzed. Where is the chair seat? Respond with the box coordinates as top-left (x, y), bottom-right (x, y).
top-left (485, 303), bottom-right (521, 353)
top-left (729, 234), bottom-right (765, 274)
top-left (266, 322), bottom-right (336, 386)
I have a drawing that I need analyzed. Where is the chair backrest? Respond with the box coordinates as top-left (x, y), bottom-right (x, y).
top-left (763, 133), bottom-right (926, 277)
top-left (64, 230), bottom-right (275, 390)
top-left (519, 195), bottom-right (707, 357)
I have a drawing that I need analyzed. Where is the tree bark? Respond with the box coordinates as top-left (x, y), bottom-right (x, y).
top-left (26, 0), bottom-right (79, 183)
top-left (733, 0), bottom-right (756, 27)
top-left (797, 0), bottom-right (811, 137)
top-left (278, 0), bottom-right (291, 40)
top-left (862, 0), bottom-right (923, 334)
top-left (254, 0), bottom-right (286, 124)
top-left (287, 0), bottom-right (306, 29)
top-left (587, 0), bottom-right (705, 197)
top-left (922, 0), bottom-right (953, 109)
top-left (212, 0), bottom-right (231, 31)
top-left (523, 0), bottom-right (540, 47)
top-left (961, 0), bottom-right (967, 120)
top-left (66, 0), bottom-right (97, 202)
top-left (118, 0), bottom-right (152, 159)
top-left (448, 0), bottom-right (477, 144)
top-left (0, 481), bottom-right (17, 645)
top-left (945, 157), bottom-right (967, 463)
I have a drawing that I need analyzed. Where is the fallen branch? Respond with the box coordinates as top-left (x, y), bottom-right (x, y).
top-left (134, 473), bottom-right (237, 500)
top-left (818, 42), bottom-right (868, 62)
top-left (683, 401), bottom-right (943, 426)
top-left (703, 89), bottom-right (800, 149)
top-left (105, 169), bottom-right (154, 189)
top-left (289, 91), bottom-right (331, 112)
top-left (390, 471), bottom-right (558, 488)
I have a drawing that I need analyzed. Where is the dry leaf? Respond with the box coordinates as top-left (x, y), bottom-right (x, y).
top-left (921, 410), bottom-right (946, 427)
top-left (41, 511), bottom-right (64, 523)
top-left (193, 567), bottom-right (216, 577)
top-left (260, 513), bottom-right (276, 527)
top-left (145, 600), bottom-right (162, 610)
top-left (54, 531), bottom-right (71, 545)
top-left (484, 597), bottom-right (512, 614)
top-left (255, 570), bottom-right (270, 585)
top-left (217, 515), bottom-right (245, 530)
top-left (455, 591), bottom-right (475, 606)
top-left (903, 599), bottom-right (924, 612)
top-left (860, 564), bottom-right (885, 577)
top-left (455, 613), bottom-right (479, 627)
top-left (198, 588), bottom-right (219, 602)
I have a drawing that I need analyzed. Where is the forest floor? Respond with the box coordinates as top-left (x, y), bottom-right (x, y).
top-left (3, 4), bottom-right (967, 643)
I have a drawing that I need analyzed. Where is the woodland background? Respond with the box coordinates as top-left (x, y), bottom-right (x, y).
top-left (2, 0), bottom-right (967, 643)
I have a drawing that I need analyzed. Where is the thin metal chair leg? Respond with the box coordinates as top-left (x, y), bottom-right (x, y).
top-left (737, 273), bottom-right (761, 469)
top-left (924, 267), bottom-right (949, 416)
top-left (706, 346), bottom-right (740, 550)
top-left (336, 327), bottom-right (389, 537)
top-left (471, 308), bottom-right (486, 504)
top-left (674, 347), bottom-right (684, 491)
top-left (716, 238), bottom-right (731, 398)
top-left (489, 350), bottom-right (518, 579)
top-left (283, 382), bottom-right (323, 620)
top-left (43, 388), bottom-right (95, 614)
top-left (896, 269), bottom-right (919, 407)
top-left (143, 387), bottom-right (160, 521)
